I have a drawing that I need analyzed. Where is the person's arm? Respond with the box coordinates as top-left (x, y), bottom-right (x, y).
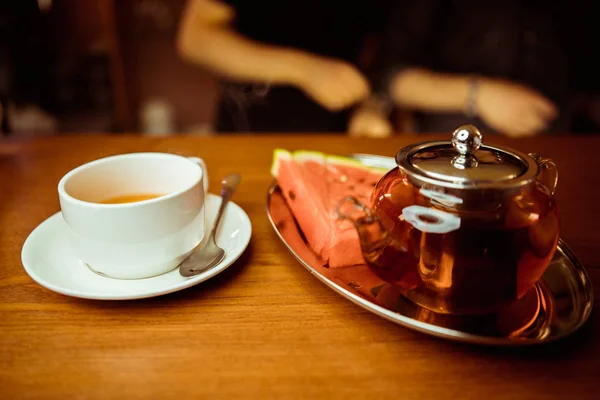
top-left (361, 0), bottom-right (557, 136)
top-left (177, 0), bottom-right (369, 111)
top-left (177, 0), bottom-right (308, 86)
top-left (392, 66), bottom-right (558, 136)
top-left (389, 68), bottom-right (470, 112)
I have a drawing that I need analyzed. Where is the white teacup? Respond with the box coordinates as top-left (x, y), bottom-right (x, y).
top-left (58, 152), bottom-right (208, 279)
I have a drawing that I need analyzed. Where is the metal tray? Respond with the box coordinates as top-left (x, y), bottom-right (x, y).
top-left (266, 153), bottom-right (594, 346)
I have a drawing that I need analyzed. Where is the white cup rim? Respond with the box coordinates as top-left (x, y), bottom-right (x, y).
top-left (58, 152), bottom-right (203, 209)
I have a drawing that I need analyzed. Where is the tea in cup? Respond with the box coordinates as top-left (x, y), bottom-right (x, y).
top-left (58, 152), bottom-right (209, 279)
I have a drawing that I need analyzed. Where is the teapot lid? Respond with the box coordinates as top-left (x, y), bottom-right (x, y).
top-left (395, 125), bottom-right (538, 189)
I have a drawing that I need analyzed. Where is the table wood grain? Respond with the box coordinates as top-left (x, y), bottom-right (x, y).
top-left (1, 134), bottom-right (599, 399)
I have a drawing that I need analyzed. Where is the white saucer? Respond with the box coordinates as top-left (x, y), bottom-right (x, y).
top-left (21, 194), bottom-right (252, 300)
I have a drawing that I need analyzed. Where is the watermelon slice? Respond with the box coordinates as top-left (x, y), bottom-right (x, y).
top-left (271, 149), bottom-right (387, 268)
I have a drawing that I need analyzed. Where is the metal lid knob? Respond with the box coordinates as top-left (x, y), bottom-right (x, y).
top-left (451, 125), bottom-right (482, 169)
top-left (452, 124), bottom-right (482, 156)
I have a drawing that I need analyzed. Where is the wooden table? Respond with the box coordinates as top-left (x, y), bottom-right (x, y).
top-left (1, 134), bottom-right (599, 399)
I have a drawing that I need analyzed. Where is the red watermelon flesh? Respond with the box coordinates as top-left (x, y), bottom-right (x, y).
top-left (271, 149), bottom-right (387, 268)
top-left (268, 190), bottom-right (326, 269)
top-left (271, 150), bottom-right (330, 256)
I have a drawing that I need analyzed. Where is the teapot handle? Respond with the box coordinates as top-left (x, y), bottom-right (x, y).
top-left (335, 196), bottom-right (375, 222)
top-left (529, 153), bottom-right (558, 196)
top-left (335, 197), bottom-right (394, 266)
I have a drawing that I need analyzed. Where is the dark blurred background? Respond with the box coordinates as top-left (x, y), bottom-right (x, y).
top-left (1, 0), bottom-right (219, 136)
top-left (0, 0), bottom-right (598, 136)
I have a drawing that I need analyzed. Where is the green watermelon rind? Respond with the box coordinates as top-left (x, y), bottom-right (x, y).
top-left (292, 151), bottom-right (327, 175)
top-left (293, 150), bottom-right (326, 164)
top-left (270, 148), bottom-right (292, 177)
top-left (325, 154), bottom-right (388, 174)
top-left (271, 149), bottom-right (388, 176)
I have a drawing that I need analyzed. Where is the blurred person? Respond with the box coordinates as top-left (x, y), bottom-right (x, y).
top-left (349, 0), bottom-right (571, 137)
top-left (177, 0), bottom-right (390, 132)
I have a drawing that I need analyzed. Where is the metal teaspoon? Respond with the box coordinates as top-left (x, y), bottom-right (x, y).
top-left (179, 173), bottom-right (241, 277)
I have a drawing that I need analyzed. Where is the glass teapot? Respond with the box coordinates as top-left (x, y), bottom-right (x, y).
top-left (337, 125), bottom-right (559, 316)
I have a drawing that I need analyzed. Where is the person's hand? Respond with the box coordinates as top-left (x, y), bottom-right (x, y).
top-left (477, 79), bottom-right (558, 137)
top-left (348, 103), bottom-right (393, 137)
top-left (293, 55), bottom-right (370, 111)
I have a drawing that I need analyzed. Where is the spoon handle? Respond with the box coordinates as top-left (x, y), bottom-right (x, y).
top-left (209, 173), bottom-right (241, 241)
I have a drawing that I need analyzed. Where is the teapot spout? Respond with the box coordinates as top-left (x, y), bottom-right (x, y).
top-left (335, 197), bottom-right (396, 267)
